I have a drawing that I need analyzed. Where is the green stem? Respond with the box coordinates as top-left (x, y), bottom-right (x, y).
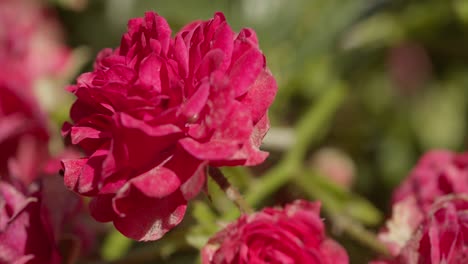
top-left (240, 84), bottom-right (347, 213)
top-left (243, 162), bottom-right (296, 211)
top-left (209, 167), bottom-right (254, 215)
top-left (295, 172), bottom-right (388, 256)
top-left (285, 83), bottom-right (347, 163)
top-left (331, 214), bottom-right (390, 257)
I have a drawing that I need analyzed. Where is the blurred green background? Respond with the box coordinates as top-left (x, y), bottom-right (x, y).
top-left (50, 0), bottom-right (468, 263)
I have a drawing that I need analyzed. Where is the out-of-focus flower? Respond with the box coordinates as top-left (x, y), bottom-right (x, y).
top-left (0, 78), bottom-right (49, 185)
top-left (377, 197), bottom-right (423, 257)
top-left (0, 0), bottom-right (71, 83)
top-left (393, 150), bottom-right (468, 213)
top-left (62, 12), bottom-right (277, 241)
top-left (378, 150), bottom-right (468, 257)
top-left (387, 42), bottom-right (432, 95)
top-left (374, 195), bottom-right (468, 264)
top-left (201, 200), bottom-right (349, 264)
top-left (42, 149), bottom-right (98, 256)
top-left (41, 175), bottom-right (96, 257)
top-left (368, 261), bottom-right (395, 264)
top-left (0, 180), bottom-right (61, 264)
top-left (399, 195), bottom-right (468, 263)
top-left (309, 147), bottom-right (355, 189)
top-left (0, 173), bottom-right (95, 264)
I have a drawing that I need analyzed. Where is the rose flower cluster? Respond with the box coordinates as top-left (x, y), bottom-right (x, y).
top-left (62, 11), bottom-right (277, 241)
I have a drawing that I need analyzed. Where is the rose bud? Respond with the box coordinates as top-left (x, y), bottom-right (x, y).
top-left (309, 147), bottom-right (355, 190)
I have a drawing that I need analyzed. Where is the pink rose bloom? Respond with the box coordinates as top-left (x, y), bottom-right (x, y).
top-left (0, 173), bottom-right (92, 263)
top-left (392, 150), bottom-right (468, 212)
top-left (0, 180), bottom-right (61, 264)
top-left (62, 12), bottom-right (277, 241)
top-left (0, 0), bottom-right (71, 82)
top-left (377, 150), bottom-right (468, 256)
top-left (375, 196), bottom-right (468, 264)
top-left (201, 200), bottom-right (349, 264)
top-left (0, 77), bottom-right (49, 185)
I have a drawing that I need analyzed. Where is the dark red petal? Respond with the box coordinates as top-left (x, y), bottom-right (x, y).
top-left (112, 176), bottom-right (187, 241)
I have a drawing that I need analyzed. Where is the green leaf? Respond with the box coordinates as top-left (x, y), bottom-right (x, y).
top-left (341, 14), bottom-right (404, 50)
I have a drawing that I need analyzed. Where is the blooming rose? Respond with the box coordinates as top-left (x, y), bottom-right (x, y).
top-left (374, 195), bottom-right (468, 264)
top-left (0, 180), bottom-right (61, 264)
top-left (0, 77), bottom-right (49, 185)
top-left (62, 12), bottom-right (277, 241)
top-left (377, 150), bottom-right (468, 256)
top-left (201, 200), bottom-right (349, 264)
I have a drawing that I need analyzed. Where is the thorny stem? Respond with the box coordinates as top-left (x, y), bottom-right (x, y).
top-left (208, 167), bottom-right (254, 215)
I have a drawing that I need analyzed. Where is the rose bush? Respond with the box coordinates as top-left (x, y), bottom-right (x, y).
top-left (62, 12), bottom-right (277, 241)
top-left (201, 200), bottom-right (349, 264)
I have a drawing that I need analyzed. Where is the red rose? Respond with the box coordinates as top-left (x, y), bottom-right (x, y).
top-left (378, 150), bottom-right (468, 256)
top-left (0, 78), bottom-right (49, 185)
top-left (0, 181), bottom-right (61, 264)
top-left (63, 12), bottom-right (276, 240)
top-left (393, 196), bottom-right (468, 264)
top-left (62, 12), bottom-right (277, 241)
top-left (201, 200), bottom-right (349, 264)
